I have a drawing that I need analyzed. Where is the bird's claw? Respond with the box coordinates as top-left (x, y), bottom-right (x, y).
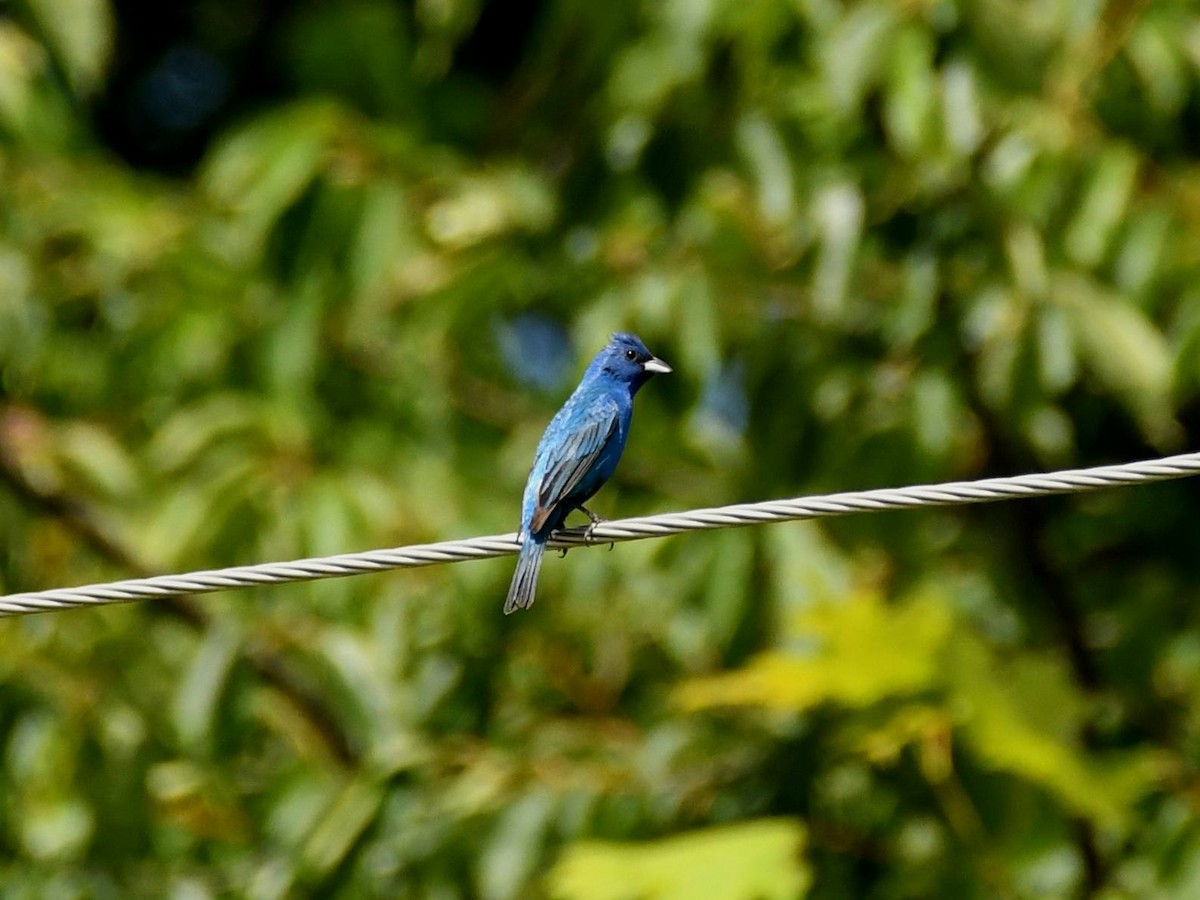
top-left (580, 506), bottom-right (608, 546)
top-left (583, 520), bottom-right (606, 546)
top-left (583, 523), bottom-right (615, 551)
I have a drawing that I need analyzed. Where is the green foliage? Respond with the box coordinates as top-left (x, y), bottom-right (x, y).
top-left (3, 0), bottom-right (1200, 896)
top-left (679, 590), bottom-right (1164, 830)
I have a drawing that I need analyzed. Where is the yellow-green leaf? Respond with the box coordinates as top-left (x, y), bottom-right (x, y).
top-left (677, 593), bottom-right (952, 712)
top-left (548, 819), bottom-right (810, 900)
top-left (24, 0), bottom-right (112, 95)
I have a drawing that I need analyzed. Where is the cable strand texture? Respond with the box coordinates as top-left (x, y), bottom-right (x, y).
top-left (4, 451), bottom-right (1200, 617)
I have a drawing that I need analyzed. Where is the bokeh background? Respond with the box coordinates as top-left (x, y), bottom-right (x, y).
top-left (4, 0), bottom-right (1200, 896)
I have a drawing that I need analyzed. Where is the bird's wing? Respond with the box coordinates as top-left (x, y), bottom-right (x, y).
top-left (530, 397), bottom-right (620, 534)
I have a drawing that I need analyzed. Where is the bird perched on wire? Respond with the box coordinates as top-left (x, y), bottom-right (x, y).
top-left (505, 332), bottom-right (672, 614)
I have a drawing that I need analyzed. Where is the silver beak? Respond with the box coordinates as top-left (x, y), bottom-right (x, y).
top-left (642, 357), bottom-right (672, 374)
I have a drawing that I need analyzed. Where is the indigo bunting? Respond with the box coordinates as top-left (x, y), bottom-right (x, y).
top-left (505, 333), bottom-right (671, 614)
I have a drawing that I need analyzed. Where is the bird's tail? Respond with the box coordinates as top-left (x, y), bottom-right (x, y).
top-left (504, 536), bottom-right (545, 614)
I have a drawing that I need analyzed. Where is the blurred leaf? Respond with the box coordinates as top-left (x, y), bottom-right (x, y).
top-left (735, 113), bottom-right (794, 225)
top-left (1034, 305), bottom-right (1077, 395)
top-left (681, 592), bottom-right (1165, 829)
top-left (202, 101), bottom-right (342, 255)
top-left (146, 760), bottom-right (249, 842)
top-left (940, 59), bottom-right (984, 156)
top-left (677, 593), bottom-right (951, 712)
top-left (910, 370), bottom-right (959, 459)
top-left (0, 22), bottom-right (47, 130)
top-left (173, 623), bottom-right (240, 749)
top-left (479, 790), bottom-right (555, 900)
top-left (701, 530), bottom-right (754, 647)
top-left (884, 26), bottom-right (937, 157)
top-left (300, 776), bottom-right (384, 879)
top-left (812, 182), bottom-right (864, 320)
top-left (20, 796), bottom-right (93, 862)
top-left (146, 394), bottom-right (266, 476)
top-left (820, 4), bottom-right (895, 115)
top-left (885, 249), bottom-right (938, 348)
top-left (1115, 208), bottom-right (1171, 296)
top-left (949, 635), bottom-right (1165, 829)
top-left (1065, 146), bottom-right (1138, 268)
top-left (22, 0), bottom-right (112, 95)
top-left (1126, 12), bottom-right (1188, 114)
top-left (548, 819), bottom-right (810, 900)
top-left (425, 166), bottom-right (556, 248)
top-left (348, 180), bottom-right (417, 301)
top-left (1057, 272), bottom-right (1176, 440)
top-left (54, 420), bottom-right (139, 499)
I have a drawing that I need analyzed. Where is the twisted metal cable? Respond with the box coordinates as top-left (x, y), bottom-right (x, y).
top-left (4, 450), bottom-right (1200, 617)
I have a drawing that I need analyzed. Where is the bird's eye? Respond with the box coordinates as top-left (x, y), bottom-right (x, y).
top-left (624, 349), bottom-right (637, 361)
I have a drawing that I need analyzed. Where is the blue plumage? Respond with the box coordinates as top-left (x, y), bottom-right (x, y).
top-left (505, 333), bottom-right (671, 614)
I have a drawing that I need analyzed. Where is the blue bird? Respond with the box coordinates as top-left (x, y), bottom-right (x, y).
top-left (505, 333), bottom-right (672, 614)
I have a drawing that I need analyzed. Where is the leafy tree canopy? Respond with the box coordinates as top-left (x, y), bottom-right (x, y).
top-left (3, 0), bottom-right (1200, 896)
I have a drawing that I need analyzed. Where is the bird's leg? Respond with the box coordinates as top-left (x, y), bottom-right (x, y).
top-left (579, 505), bottom-right (604, 542)
top-left (578, 505), bottom-right (613, 550)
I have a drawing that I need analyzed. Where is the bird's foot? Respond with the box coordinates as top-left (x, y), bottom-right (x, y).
top-left (581, 513), bottom-right (604, 546)
top-left (579, 507), bottom-right (614, 550)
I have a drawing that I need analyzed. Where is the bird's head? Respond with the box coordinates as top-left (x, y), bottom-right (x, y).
top-left (587, 332), bottom-right (672, 392)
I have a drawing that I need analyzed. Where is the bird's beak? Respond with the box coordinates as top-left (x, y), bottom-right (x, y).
top-left (642, 357), bottom-right (672, 374)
